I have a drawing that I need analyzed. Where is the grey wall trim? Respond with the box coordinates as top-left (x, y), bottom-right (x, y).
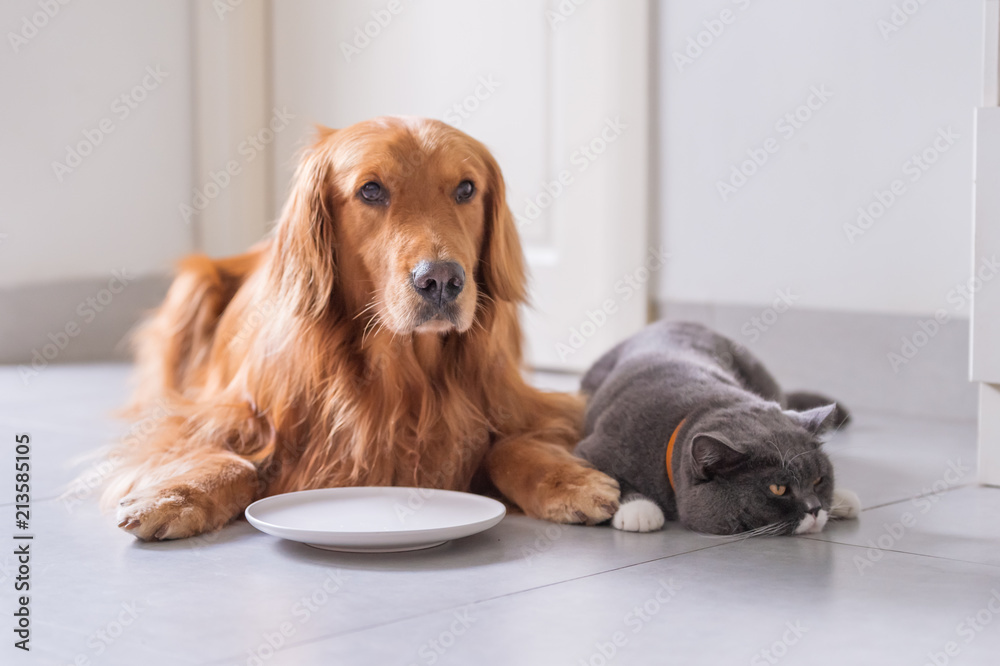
top-left (0, 274), bottom-right (171, 366)
top-left (658, 301), bottom-right (975, 422)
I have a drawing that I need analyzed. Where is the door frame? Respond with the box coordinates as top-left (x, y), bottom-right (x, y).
top-left (521, 0), bottom-right (652, 371)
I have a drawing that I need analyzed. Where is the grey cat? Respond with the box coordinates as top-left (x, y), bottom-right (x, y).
top-left (574, 321), bottom-right (860, 536)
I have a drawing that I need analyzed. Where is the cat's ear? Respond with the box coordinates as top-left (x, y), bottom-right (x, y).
top-left (691, 432), bottom-right (747, 481)
top-left (784, 403), bottom-right (838, 436)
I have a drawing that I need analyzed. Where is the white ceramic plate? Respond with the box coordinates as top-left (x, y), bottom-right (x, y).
top-left (245, 487), bottom-right (506, 553)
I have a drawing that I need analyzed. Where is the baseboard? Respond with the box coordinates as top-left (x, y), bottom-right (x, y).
top-left (0, 274), bottom-right (171, 366)
top-left (658, 301), bottom-right (975, 422)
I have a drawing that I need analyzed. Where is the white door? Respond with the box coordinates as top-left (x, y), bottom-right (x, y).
top-left (251, 0), bottom-right (651, 372)
top-left (971, 0), bottom-right (1000, 485)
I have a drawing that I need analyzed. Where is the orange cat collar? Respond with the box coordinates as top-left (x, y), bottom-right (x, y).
top-left (666, 418), bottom-right (687, 492)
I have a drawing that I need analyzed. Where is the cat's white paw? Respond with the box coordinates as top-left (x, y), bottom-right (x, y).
top-left (830, 488), bottom-right (861, 520)
top-left (612, 498), bottom-right (665, 532)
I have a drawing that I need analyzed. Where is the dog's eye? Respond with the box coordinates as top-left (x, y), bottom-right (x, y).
top-left (455, 180), bottom-right (475, 203)
top-left (359, 181), bottom-right (386, 204)
top-left (769, 484), bottom-right (787, 496)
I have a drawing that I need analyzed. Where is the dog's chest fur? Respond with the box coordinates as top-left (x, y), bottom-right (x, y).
top-left (266, 335), bottom-right (494, 494)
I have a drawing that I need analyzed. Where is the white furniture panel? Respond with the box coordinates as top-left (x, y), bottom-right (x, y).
top-left (970, 107), bottom-right (1000, 383)
top-left (973, 0), bottom-right (1000, 485)
top-left (0, 0), bottom-right (194, 286)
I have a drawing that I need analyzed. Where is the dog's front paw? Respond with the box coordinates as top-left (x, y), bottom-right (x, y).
top-left (612, 498), bottom-right (665, 532)
top-left (532, 466), bottom-right (620, 525)
top-left (830, 488), bottom-right (861, 520)
top-left (116, 487), bottom-right (211, 541)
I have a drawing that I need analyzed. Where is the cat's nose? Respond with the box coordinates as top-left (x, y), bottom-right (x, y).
top-left (804, 499), bottom-right (822, 516)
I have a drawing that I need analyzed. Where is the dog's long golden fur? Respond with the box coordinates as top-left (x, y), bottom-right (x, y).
top-left (106, 117), bottom-right (619, 540)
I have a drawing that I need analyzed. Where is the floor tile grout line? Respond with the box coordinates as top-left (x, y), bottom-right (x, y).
top-left (857, 482), bottom-right (978, 513)
top-left (203, 540), bottom-right (740, 664)
top-left (799, 535), bottom-right (1000, 569)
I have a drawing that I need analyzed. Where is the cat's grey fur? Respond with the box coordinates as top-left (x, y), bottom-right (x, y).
top-left (574, 321), bottom-right (855, 536)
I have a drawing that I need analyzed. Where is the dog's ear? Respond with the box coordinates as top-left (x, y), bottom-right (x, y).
top-left (479, 150), bottom-right (526, 304)
top-left (268, 127), bottom-right (338, 318)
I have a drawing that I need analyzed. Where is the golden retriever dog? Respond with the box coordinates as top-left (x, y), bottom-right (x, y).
top-left (105, 116), bottom-right (620, 540)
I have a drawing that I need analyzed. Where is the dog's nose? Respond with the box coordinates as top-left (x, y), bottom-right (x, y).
top-left (411, 261), bottom-right (465, 306)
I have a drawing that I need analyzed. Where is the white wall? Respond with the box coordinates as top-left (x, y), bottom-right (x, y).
top-left (0, 0), bottom-right (193, 288)
top-left (269, 0), bottom-right (550, 234)
top-left (658, 0), bottom-right (983, 317)
top-left (4, 0), bottom-right (982, 324)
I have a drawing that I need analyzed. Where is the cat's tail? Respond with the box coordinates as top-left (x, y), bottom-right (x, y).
top-left (784, 391), bottom-right (851, 429)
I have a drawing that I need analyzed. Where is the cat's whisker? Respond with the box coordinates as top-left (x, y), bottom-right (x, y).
top-left (735, 527), bottom-right (771, 541)
top-left (768, 440), bottom-right (788, 469)
top-left (697, 516), bottom-right (802, 540)
top-left (753, 520), bottom-right (796, 539)
top-left (713, 519), bottom-right (791, 541)
top-left (786, 448), bottom-right (819, 465)
top-left (829, 497), bottom-right (851, 513)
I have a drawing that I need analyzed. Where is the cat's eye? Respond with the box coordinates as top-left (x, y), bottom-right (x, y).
top-left (769, 484), bottom-right (787, 496)
top-left (814, 477), bottom-right (824, 486)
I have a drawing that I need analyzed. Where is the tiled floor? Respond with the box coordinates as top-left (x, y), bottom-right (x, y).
top-left (1, 364), bottom-right (997, 665)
